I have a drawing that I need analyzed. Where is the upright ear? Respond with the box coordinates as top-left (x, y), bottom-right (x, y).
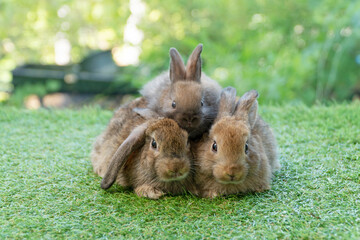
top-left (234, 90), bottom-right (259, 128)
top-left (214, 87), bottom-right (237, 122)
top-left (100, 122), bottom-right (148, 189)
top-left (169, 48), bottom-right (186, 84)
top-left (185, 44), bottom-right (203, 83)
top-left (133, 108), bottom-right (160, 120)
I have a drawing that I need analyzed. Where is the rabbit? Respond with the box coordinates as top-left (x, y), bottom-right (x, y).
top-left (140, 44), bottom-right (222, 139)
top-left (91, 97), bottom-right (196, 199)
top-left (192, 87), bottom-right (280, 198)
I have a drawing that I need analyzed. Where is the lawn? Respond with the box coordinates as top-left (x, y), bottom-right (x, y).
top-left (0, 103), bottom-right (359, 239)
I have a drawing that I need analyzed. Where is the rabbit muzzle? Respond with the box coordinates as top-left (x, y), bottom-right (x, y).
top-left (174, 112), bottom-right (201, 132)
top-left (212, 163), bottom-right (248, 184)
top-left (156, 157), bottom-right (190, 182)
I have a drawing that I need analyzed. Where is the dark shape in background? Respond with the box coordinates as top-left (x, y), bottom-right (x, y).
top-left (12, 51), bottom-right (137, 95)
top-left (10, 51), bottom-right (145, 109)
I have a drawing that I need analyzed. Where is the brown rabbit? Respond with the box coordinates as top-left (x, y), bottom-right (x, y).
top-left (91, 97), bottom-right (195, 199)
top-left (192, 87), bottom-right (280, 198)
top-left (140, 44), bottom-right (222, 139)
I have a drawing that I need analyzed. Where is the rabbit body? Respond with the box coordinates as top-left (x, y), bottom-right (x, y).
top-left (192, 88), bottom-right (280, 198)
top-left (91, 97), bottom-right (147, 180)
top-left (91, 97), bottom-right (195, 199)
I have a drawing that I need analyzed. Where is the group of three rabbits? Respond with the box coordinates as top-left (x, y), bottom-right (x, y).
top-left (91, 44), bottom-right (280, 199)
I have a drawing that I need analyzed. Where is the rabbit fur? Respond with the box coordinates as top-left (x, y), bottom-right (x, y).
top-left (140, 44), bottom-right (222, 139)
top-left (192, 87), bottom-right (280, 198)
top-left (91, 97), bottom-right (196, 199)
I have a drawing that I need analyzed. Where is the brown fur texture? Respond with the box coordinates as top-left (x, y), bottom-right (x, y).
top-left (91, 97), bottom-right (196, 199)
top-left (192, 87), bottom-right (280, 198)
top-left (140, 44), bottom-right (221, 139)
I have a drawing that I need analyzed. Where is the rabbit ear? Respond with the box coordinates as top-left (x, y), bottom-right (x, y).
top-left (100, 122), bottom-right (148, 189)
top-left (185, 44), bottom-right (203, 83)
top-left (133, 108), bottom-right (160, 120)
top-left (234, 90), bottom-right (259, 128)
top-left (169, 47), bottom-right (186, 84)
top-left (215, 87), bottom-right (237, 122)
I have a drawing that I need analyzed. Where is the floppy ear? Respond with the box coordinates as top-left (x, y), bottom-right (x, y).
top-left (185, 44), bottom-right (202, 83)
top-left (234, 90), bottom-right (259, 128)
top-left (133, 108), bottom-right (160, 120)
top-left (101, 122), bottom-right (148, 189)
top-left (169, 47), bottom-right (186, 84)
top-left (214, 87), bottom-right (237, 122)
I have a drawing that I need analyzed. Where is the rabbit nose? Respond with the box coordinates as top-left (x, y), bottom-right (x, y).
top-left (191, 116), bottom-right (199, 124)
top-left (168, 168), bottom-right (186, 177)
top-left (168, 165), bottom-right (183, 175)
top-left (181, 117), bottom-right (192, 127)
top-left (182, 116), bottom-right (198, 126)
top-left (226, 173), bottom-right (235, 181)
top-left (225, 164), bottom-right (243, 180)
top-left (167, 161), bottom-right (189, 179)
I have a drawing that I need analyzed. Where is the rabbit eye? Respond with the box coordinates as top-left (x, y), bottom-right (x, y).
top-left (212, 141), bottom-right (217, 153)
top-left (201, 100), bottom-right (204, 106)
top-left (172, 101), bottom-right (176, 109)
top-left (245, 142), bottom-right (249, 154)
top-left (151, 139), bottom-right (157, 149)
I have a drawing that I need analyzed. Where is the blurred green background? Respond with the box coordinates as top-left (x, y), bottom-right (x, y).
top-left (1, 0), bottom-right (360, 106)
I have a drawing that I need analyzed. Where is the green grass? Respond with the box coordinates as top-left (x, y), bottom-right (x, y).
top-left (1, 103), bottom-right (359, 239)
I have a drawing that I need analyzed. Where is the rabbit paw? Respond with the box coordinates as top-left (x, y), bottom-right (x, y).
top-left (186, 185), bottom-right (201, 197)
top-left (201, 189), bottom-right (219, 199)
top-left (135, 185), bottom-right (165, 199)
top-left (254, 183), bottom-right (271, 193)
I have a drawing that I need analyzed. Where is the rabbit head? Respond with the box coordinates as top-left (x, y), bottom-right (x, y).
top-left (198, 87), bottom-right (259, 185)
top-left (162, 44), bottom-right (210, 134)
top-left (144, 118), bottom-right (191, 182)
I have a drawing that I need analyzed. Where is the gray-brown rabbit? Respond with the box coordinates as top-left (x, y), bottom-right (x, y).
top-left (140, 44), bottom-right (222, 139)
top-left (192, 87), bottom-right (280, 198)
top-left (91, 97), bottom-right (196, 199)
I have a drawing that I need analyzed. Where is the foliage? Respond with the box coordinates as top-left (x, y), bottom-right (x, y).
top-left (0, 0), bottom-right (130, 95)
top-left (139, 0), bottom-right (360, 104)
top-left (1, 0), bottom-right (360, 104)
top-left (0, 104), bottom-right (360, 238)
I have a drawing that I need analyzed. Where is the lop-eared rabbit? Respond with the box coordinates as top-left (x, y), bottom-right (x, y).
top-left (91, 98), bottom-right (195, 199)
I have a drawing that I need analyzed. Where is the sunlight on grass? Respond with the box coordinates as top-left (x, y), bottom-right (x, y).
top-left (0, 104), bottom-right (359, 238)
